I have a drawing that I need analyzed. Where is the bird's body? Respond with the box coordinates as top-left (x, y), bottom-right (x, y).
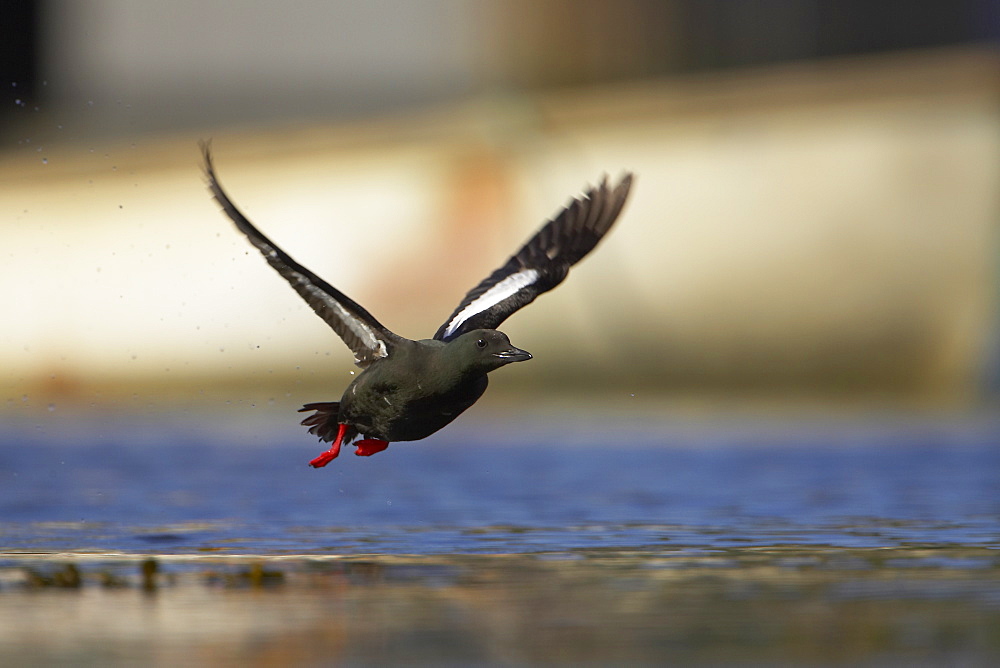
top-left (313, 335), bottom-right (496, 443)
top-left (202, 143), bottom-right (632, 467)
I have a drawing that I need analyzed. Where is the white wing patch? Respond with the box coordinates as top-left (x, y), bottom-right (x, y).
top-left (442, 268), bottom-right (539, 339)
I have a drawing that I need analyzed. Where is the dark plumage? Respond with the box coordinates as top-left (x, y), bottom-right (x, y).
top-left (201, 142), bottom-right (633, 466)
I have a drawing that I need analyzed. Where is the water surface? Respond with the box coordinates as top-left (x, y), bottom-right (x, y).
top-left (1, 410), bottom-right (998, 665)
top-left (2, 412), bottom-right (997, 554)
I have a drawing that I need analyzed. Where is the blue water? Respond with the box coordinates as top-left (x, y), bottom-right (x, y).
top-left (1, 412), bottom-right (998, 555)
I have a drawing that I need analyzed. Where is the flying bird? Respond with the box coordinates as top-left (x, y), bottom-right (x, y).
top-left (201, 143), bottom-right (633, 467)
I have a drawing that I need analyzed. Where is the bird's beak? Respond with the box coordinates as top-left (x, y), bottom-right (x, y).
top-left (494, 346), bottom-right (532, 363)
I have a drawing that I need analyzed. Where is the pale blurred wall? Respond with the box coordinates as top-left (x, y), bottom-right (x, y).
top-left (17, 0), bottom-right (993, 137)
top-left (1, 2), bottom-right (997, 410)
top-left (37, 0), bottom-right (488, 134)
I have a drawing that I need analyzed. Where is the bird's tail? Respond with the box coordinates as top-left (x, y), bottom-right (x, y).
top-left (299, 402), bottom-right (354, 443)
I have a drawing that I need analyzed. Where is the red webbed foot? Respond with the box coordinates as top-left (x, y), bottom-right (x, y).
top-left (354, 439), bottom-right (389, 457)
top-left (309, 449), bottom-right (339, 468)
top-left (309, 423), bottom-right (348, 468)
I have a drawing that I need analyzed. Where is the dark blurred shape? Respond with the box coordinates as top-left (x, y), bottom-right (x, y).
top-left (24, 563), bottom-right (82, 588)
top-left (141, 557), bottom-right (159, 591)
top-left (492, 0), bottom-right (996, 87)
top-left (675, 0), bottom-right (996, 72)
top-left (0, 0), bottom-right (41, 136)
top-left (247, 563), bottom-right (285, 588)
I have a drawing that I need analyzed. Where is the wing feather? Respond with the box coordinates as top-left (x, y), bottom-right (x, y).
top-left (434, 173), bottom-right (633, 341)
top-left (201, 142), bottom-right (400, 367)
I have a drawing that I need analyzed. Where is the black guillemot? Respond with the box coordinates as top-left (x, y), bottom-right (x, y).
top-left (202, 143), bottom-right (633, 467)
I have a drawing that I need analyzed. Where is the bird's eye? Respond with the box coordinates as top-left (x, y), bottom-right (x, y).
top-left (476, 339), bottom-right (487, 349)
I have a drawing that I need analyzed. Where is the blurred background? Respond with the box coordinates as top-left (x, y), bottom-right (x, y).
top-left (1, 0), bottom-right (998, 419)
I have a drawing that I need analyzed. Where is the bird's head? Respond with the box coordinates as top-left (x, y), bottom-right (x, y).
top-left (450, 329), bottom-right (532, 373)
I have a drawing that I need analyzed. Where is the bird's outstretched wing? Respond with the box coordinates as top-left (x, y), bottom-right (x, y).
top-left (201, 142), bottom-right (401, 367)
top-left (434, 173), bottom-right (633, 342)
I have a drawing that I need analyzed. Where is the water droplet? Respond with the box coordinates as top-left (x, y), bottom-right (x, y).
top-left (41, 158), bottom-right (48, 165)
top-left (47, 403), bottom-right (56, 412)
